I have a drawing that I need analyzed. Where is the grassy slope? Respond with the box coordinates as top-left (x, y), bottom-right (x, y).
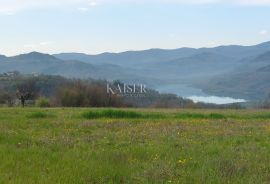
top-left (0, 108), bottom-right (270, 184)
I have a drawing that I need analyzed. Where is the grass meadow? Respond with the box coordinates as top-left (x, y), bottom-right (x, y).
top-left (0, 108), bottom-right (270, 183)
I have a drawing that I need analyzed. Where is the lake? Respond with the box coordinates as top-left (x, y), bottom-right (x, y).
top-left (156, 84), bottom-right (247, 104)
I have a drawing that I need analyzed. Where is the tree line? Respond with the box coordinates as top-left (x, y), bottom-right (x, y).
top-left (0, 72), bottom-right (244, 109)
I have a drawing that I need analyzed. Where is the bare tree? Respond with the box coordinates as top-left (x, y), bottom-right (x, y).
top-left (16, 79), bottom-right (39, 107)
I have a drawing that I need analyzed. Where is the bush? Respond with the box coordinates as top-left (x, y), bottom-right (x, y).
top-left (83, 109), bottom-right (143, 119)
top-left (0, 92), bottom-right (15, 106)
top-left (53, 81), bottom-right (124, 107)
top-left (82, 109), bottom-right (165, 119)
top-left (28, 112), bottom-right (48, 118)
top-left (174, 112), bottom-right (226, 119)
top-left (36, 97), bottom-right (51, 107)
top-left (209, 113), bottom-right (226, 119)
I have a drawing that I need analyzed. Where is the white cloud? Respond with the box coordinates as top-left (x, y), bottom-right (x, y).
top-left (1, 0), bottom-right (270, 15)
top-left (89, 1), bottom-right (97, 6)
top-left (0, 0), bottom-right (100, 15)
top-left (23, 43), bottom-right (36, 49)
top-left (77, 1), bottom-right (97, 12)
top-left (39, 41), bottom-right (53, 45)
top-left (23, 41), bottom-right (53, 49)
top-left (0, 0), bottom-right (88, 15)
top-left (259, 30), bottom-right (268, 35)
top-left (77, 7), bottom-right (89, 12)
top-left (236, 0), bottom-right (270, 6)
top-left (91, 0), bottom-right (270, 6)
top-left (0, 6), bottom-right (16, 15)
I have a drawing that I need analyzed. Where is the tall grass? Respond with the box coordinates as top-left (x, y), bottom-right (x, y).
top-left (27, 111), bottom-right (55, 119)
top-left (82, 109), bottom-right (165, 119)
top-left (82, 109), bottom-right (270, 120)
top-left (1, 108), bottom-right (270, 183)
top-left (174, 112), bottom-right (226, 119)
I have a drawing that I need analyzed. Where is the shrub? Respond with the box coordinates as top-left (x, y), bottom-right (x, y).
top-left (0, 93), bottom-right (15, 106)
top-left (28, 112), bottom-right (48, 118)
top-left (83, 109), bottom-right (143, 119)
top-left (174, 112), bottom-right (206, 119)
top-left (53, 81), bottom-right (124, 107)
top-left (36, 97), bottom-right (51, 107)
top-left (175, 112), bottom-right (226, 119)
top-left (209, 113), bottom-right (226, 119)
top-left (82, 109), bottom-right (166, 119)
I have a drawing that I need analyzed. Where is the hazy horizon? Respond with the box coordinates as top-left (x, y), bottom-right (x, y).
top-left (1, 40), bottom-right (270, 57)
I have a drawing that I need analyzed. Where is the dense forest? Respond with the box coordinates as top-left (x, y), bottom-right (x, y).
top-left (0, 72), bottom-right (246, 109)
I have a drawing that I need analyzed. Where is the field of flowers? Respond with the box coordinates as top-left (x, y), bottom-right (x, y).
top-left (0, 108), bottom-right (269, 183)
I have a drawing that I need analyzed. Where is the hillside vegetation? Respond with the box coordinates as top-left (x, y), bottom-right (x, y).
top-left (0, 73), bottom-right (243, 108)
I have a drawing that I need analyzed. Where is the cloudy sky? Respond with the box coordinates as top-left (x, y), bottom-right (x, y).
top-left (0, 0), bottom-right (270, 56)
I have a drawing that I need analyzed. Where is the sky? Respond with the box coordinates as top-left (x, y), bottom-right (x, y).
top-left (0, 0), bottom-right (270, 56)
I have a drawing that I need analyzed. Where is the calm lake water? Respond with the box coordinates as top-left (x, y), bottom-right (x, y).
top-left (187, 96), bottom-right (246, 105)
top-left (156, 84), bottom-right (247, 105)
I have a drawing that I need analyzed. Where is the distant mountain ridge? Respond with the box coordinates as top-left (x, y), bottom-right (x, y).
top-left (0, 52), bottom-right (130, 79)
top-left (54, 41), bottom-right (270, 66)
top-left (203, 51), bottom-right (270, 100)
top-left (0, 55), bottom-right (7, 60)
top-left (1, 41), bottom-right (270, 100)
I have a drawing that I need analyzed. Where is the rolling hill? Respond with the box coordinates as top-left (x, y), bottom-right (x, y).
top-left (1, 41), bottom-right (270, 100)
top-left (203, 51), bottom-right (270, 100)
top-left (0, 52), bottom-right (132, 80)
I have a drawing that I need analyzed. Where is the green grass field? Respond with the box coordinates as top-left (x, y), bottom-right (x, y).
top-left (0, 108), bottom-right (270, 183)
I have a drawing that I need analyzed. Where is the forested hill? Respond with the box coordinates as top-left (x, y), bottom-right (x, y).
top-left (0, 73), bottom-right (242, 108)
top-left (1, 41), bottom-right (270, 100)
